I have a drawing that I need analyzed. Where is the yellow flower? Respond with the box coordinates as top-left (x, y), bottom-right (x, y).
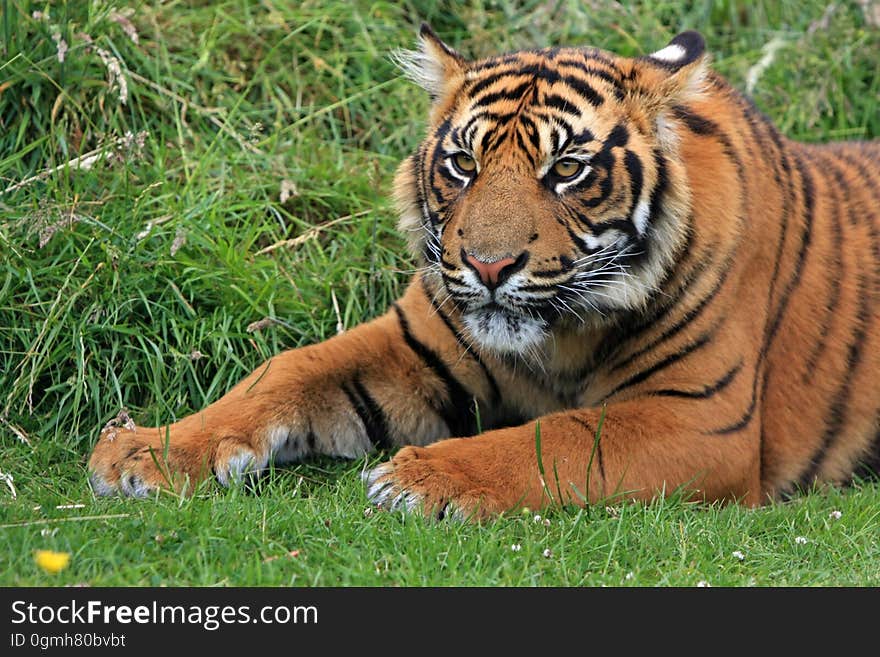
top-left (34, 550), bottom-right (71, 574)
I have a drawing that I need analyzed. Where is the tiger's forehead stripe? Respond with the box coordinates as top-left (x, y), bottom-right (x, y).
top-left (440, 52), bottom-right (632, 166)
top-left (464, 64), bottom-right (607, 112)
top-left (464, 48), bottom-right (627, 103)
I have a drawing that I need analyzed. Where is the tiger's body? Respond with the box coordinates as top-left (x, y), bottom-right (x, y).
top-left (88, 27), bottom-right (880, 519)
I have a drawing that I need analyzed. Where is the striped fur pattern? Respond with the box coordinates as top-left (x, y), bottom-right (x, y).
top-left (89, 26), bottom-right (880, 520)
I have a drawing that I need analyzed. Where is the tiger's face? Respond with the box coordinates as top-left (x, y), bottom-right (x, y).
top-left (395, 27), bottom-right (705, 355)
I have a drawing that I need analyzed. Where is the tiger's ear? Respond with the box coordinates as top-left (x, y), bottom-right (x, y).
top-left (643, 31), bottom-right (707, 73)
top-left (628, 31), bottom-right (710, 146)
top-left (392, 23), bottom-right (466, 101)
top-left (636, 31), bottom-right (709, 102)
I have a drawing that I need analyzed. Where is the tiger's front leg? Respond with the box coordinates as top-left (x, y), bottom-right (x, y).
top-left (88, 283), bottom-right (490, 497)
top-left (365, 397), bottom-right (763, 520)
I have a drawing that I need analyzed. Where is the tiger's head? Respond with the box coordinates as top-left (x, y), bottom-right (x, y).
top-left (393, 25), bottom-right (708, 355)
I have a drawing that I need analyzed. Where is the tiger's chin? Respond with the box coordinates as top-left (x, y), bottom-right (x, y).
top-left (460, 305), bottom-right (548, 356)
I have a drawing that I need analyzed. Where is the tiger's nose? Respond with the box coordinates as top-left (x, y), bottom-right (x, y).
top-left (462, 250), bottom-right (529, 290)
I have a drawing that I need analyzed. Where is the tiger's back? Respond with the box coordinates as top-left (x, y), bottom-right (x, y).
top-left (758, 137), bottom-right (880, 494)
top-left (615, 94), bottom-right (880, 497)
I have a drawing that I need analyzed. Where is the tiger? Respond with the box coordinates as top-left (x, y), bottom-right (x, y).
top-left (88, 25), bottom-right (880, 520)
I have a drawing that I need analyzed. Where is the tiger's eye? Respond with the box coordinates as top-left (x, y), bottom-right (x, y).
top-left (552, 159), bottom-right (583, 179)
top-left (452, 153), bottom-right (477, 174)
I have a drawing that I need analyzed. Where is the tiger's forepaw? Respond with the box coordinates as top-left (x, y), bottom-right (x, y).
top-left (362, 445), bottom-right (505, 522)
top-left (87, 420), bottom-right (267, 498)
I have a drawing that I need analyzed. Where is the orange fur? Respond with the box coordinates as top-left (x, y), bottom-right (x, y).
top-left (89, 28), bottom-right (880, 520)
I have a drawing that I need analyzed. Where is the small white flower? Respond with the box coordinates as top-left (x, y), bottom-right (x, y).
top-left (795, 536), bottom-right (808, 545)
top-left (542, 548), bottom-right (552, 558)
top-left (732, 550), bottom-right (745, 561)
top-left (625, 572), bottom-right (634, 580)
top-left (363, 507), bottom-right (374, 518)
top-left (52, 32), bottom-right (68, 63)
top-left (543, 518), bottom-right (551, 527)
top-left (511, 544), bottom-right (522, 552)
top-left (533, 514), bottom-right (542, 523)
top-left (696, 580), bottom-right (711, 587)
top-left (829, 510), bottom-right (842, 520)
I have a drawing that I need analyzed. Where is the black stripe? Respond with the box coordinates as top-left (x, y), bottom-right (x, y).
top-left (515, 128), bottom-right (537, 167)
top-left (767, 151), bottom-right (815, 348)
top-left (671, 106), bottom-right (716, 135)
top-left (555, 58), bottom-right (624, 90)
top-left (439, 256), bottom-right (459, 271)
top-left (623, 149), bottom-right (643, 223)
top-left (551, 121), bottom-right (573, 156)
top-left (833, 149), bottom-right (880, 209)
top-left (671, 105), bottom-right (744, 183)
top-left (518, 114), bottom-right (542, 151)
top-left (572, 128), bottom-right (595, 145)
top-left (562, 221), bottom-right (596, 254)
top-left (342, 376), bottom-right (393, 450)
top-left (591, 233), bottom-right (707, 366)
top-left (469, 55), bottom-right (525, 73)
top-left (437, 165), bottom-right (465, 187)
top-left (592, 217), bottom-right (639, 240)
top-left (471, 80), bottom-right (534, 109)
top-left (801, 152), bottom-right (846, 382)
top-left (654, 360), bottom-right (743, 400)
top-left (542, 93), bottom-right (582, 117)
top-left (798, 271), bottom-right (871, 487)
top-left (743, 146), bottom-right (812, 444)
top-left (420, 276), bottom-right (501, 407)
top-left (605, 123), bottom-right (629, 149)
top-left (427, 119), bottom-right (453, 211)
top-left (460, 111), bottom-right (518, 146)
top-left (583, 49), bottom-right (626, 76)
top-left (518, 281), bottom-right (561, 293)
top-left (797, 147), bottom-right (879, 486)
top-left (646, 148), bottom-right (669, 234)
top-left (710, 391), bottom-right (757, 435)
top-left (575, 151), bottom-right (614, 206)
top-left (440, 270), bottom-right (467, 289)
top-left (485, 63), bottom-right (606, 108)
top-left (480, 128), bottom-right (501, 157)
top-left (611, 249), bottom-right (735, 372)
top-left (466, 70), bottom-right (527, 98)
top-left (558, 74), bottom-right (605, 107)
top-left (532, 266), bottom-right (571, 279)
top-left (607, 328), bottom-right (715, 399)
top-left (752, 106), bottom-right (793, 483)
top-left (393, 303), bottom-right (476, 436)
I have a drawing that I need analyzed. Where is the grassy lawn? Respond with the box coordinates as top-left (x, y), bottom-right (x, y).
top-left (1, 0), bottom-right (878, 587)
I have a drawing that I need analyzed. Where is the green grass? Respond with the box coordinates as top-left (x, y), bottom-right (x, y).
top-left (1, 0), bottom-right (878, 587)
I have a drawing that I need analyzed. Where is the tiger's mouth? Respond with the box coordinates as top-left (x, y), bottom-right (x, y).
top-left (459, 299), bottom-right (549, 355)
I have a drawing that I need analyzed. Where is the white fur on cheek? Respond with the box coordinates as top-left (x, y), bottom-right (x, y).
top-left (632, 199), bottom-right (652, 236)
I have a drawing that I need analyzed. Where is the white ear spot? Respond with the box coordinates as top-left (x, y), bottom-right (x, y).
top-left (650, 43), bottom-right (687, 63)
